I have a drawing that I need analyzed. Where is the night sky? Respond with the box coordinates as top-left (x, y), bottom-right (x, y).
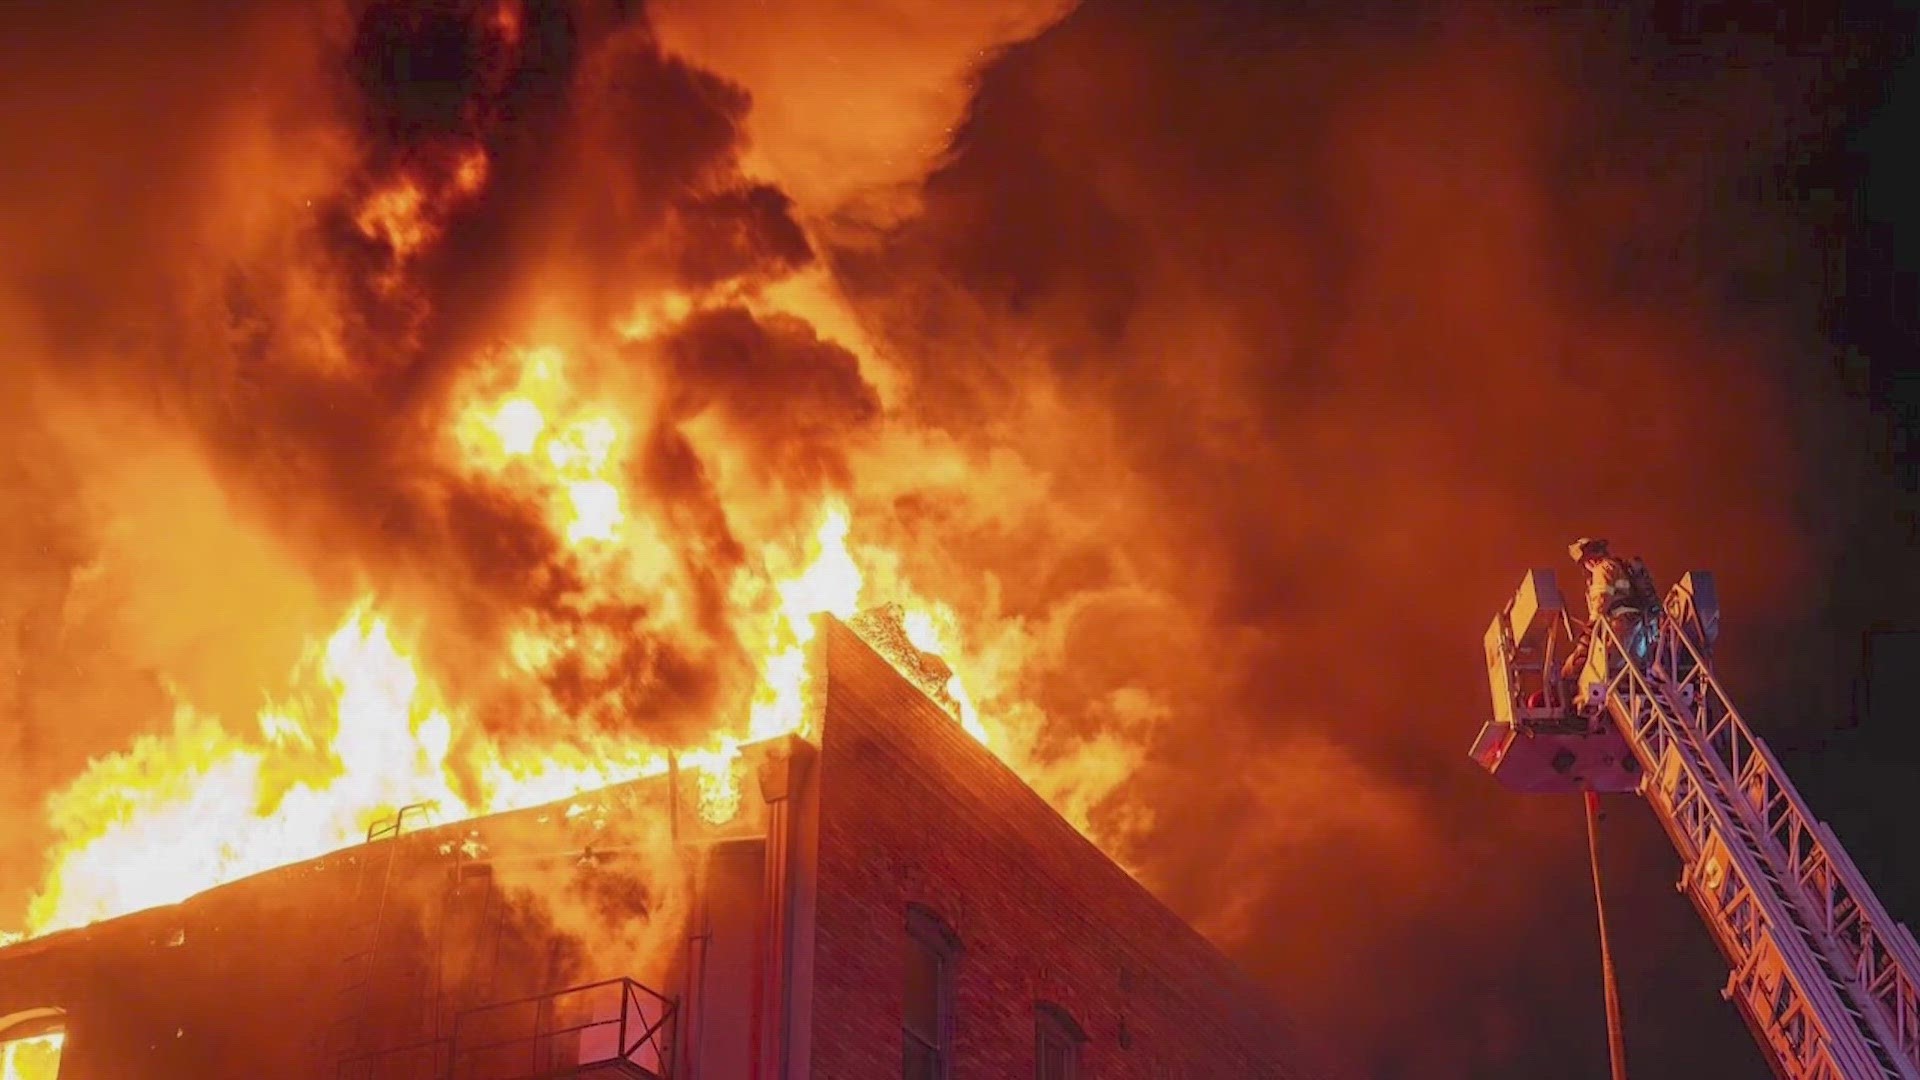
top-left (1454, 2), bottom-right (1920, 1075)
top-left (1612, 3), bottom-right (1920, 1076)
top-left (919, 2), bottom-right (1920, 1075)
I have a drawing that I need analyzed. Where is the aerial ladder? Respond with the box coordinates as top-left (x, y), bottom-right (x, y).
top-left (1471, 566), bottom-right (1920, 1080)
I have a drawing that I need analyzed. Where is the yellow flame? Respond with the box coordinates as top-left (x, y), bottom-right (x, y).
top-left (0, 1032), bottom-right (62, 1080)
top-left (22, 608), bottom-right (474, 935)
top-left (748, 504), bottom-right (863, 740)
top-left (902, 607), bottom-right (988, 742)
top-left (565, 480), bottom-right (623, 543)
top-left (12, 600), bottom-right (734, 938)
top-left (548, 417), bottom-right (618, 472)
top-left (683, 743), bottom-right (743, 826)
top-left (7, 346), bottom-right (998, 945)
top-left (456, 350), bottom-right (631, 547)
top-left (781, 507), bottom-right (862, 629)
top-left (489, 398), bottom-right (545, 456)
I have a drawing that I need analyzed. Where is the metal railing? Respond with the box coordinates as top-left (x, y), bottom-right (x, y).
top-left (1484, 568), bottom-right (1586, 729)
top-left (449, 978), bottom-right (675, 1080)
top-left (337, 1037), bottom-right (454, 1080)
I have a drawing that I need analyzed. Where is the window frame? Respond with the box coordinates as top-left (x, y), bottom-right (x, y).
top-left (903, 904), bottom-right (961, 1080)
top-left (1034, 1000), bottom-right (1087, 1080)
top-left (0, 1007), bottom-right (69, 1080)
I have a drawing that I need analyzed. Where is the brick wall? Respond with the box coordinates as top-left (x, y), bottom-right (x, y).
top-left (0, 770), bottom-right (740, 1080)
top-left (809, 620), bottom-right (1339, 1079)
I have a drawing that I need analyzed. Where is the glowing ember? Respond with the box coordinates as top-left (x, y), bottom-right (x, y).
top-left (451, 146), bottom-right (490, 197)
top-left (488, 0), bottom-right (523, 48)
top-left (454, 349), bottom-right (638, 549)
top-left (354, 177), bottom-right (430, 257)
top-left (353, 144), bottom-right (491, 263)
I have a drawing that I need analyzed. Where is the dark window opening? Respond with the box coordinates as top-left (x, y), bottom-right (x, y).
top-left (904, 937), bottom-right (942, 1078)
top-left (1035, 1001), bottom-right (1086, 1080)
top-left (904, 905), bottom-right (959, 1080)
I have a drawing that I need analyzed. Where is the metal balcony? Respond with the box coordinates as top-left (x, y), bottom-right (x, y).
top-left (450, 978), bottom-right (675, 1080)
top-left (336, 978), bottom-right (675, 1080)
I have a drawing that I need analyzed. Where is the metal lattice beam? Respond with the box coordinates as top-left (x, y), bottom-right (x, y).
top-left (1585, 582), bottom-right (1920, 1080)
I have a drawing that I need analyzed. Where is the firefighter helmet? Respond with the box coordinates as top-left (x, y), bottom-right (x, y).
top-left (1568, 537), bottom-right (1610, 562)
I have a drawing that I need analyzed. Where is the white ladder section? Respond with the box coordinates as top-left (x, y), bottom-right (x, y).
top-left (1592, 575), bottom-right (1920, 1080)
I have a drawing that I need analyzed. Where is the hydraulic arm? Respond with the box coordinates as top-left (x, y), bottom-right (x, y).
top-left (1472, 569), bottom-right (1920, 1079)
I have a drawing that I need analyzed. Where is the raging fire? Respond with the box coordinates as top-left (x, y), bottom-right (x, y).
top-left (6, 344), bottom-right (989, 943)
top-left (0, 1), bottom-right (1151, 950)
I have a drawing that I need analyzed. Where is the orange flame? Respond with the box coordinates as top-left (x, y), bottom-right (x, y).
top-left (7, 346), bottom-right (993, 941)
top-left (354, 144), bottom-right (491, 266)
top-left (354, 177), bottom-right (431, 259)
top-left (24, 606), bottom-right (468, 934)
top-left (901, 606), bottom-right (988, 742)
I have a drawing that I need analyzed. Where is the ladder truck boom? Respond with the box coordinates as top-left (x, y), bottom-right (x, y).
top-left (1470, 568), bottom-right (1920, 1080)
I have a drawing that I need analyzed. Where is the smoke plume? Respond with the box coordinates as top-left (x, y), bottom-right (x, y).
top-left (825, 2), bottom-right (1859, 1074)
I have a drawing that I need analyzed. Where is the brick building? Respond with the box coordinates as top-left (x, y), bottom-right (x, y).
top-left (0, 617), bottom-right (1338, 1079)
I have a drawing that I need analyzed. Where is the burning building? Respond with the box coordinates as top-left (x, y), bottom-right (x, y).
top-left (0, 615), bottom-right (1333, 1079)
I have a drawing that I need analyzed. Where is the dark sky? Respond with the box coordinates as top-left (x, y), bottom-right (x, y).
top-left (1578, 0), bottom-right (1920, 1074)
top-left (1461, 2), bottom-right (1920, 1075)
top-left (909, 1), bottom-right (1920, 1076)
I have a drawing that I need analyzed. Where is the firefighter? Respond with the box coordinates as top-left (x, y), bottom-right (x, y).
top-left (1560, 537), bottom-right (1659, 701)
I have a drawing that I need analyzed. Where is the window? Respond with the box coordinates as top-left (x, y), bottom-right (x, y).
top-left (0, 1008), bottom-right (67, 1080)
top-left (903, 905), bottom-right (959, 1080)
top-left (1034, 1002), bottom-right (1085, 1080)
top-left (903, 938), bottom-right (942, 1080)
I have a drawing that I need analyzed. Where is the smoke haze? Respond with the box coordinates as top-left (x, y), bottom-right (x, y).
top-left (1, 2), bottom-right (1896, 1076)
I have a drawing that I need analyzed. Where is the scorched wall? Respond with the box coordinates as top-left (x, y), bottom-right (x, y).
top-left (808, 619), bottom-right (1334, 1079)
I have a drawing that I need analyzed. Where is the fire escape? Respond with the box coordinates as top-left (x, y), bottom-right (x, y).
top-left (329, 806), bottom-right (678, 1080)
top-left (337, 977), bottom-right (677, 1080)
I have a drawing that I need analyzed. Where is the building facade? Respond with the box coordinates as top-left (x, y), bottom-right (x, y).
top-left (0, 617), bottom-right (1336, 1079)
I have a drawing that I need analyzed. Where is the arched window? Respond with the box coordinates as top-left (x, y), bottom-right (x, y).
top-left (1034, 1001), bottom-right (1086, 1080)
top-left (903, 904), bottom-right (960, 1080)
top-left (0, 1007), bottom-right (68, 1080)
